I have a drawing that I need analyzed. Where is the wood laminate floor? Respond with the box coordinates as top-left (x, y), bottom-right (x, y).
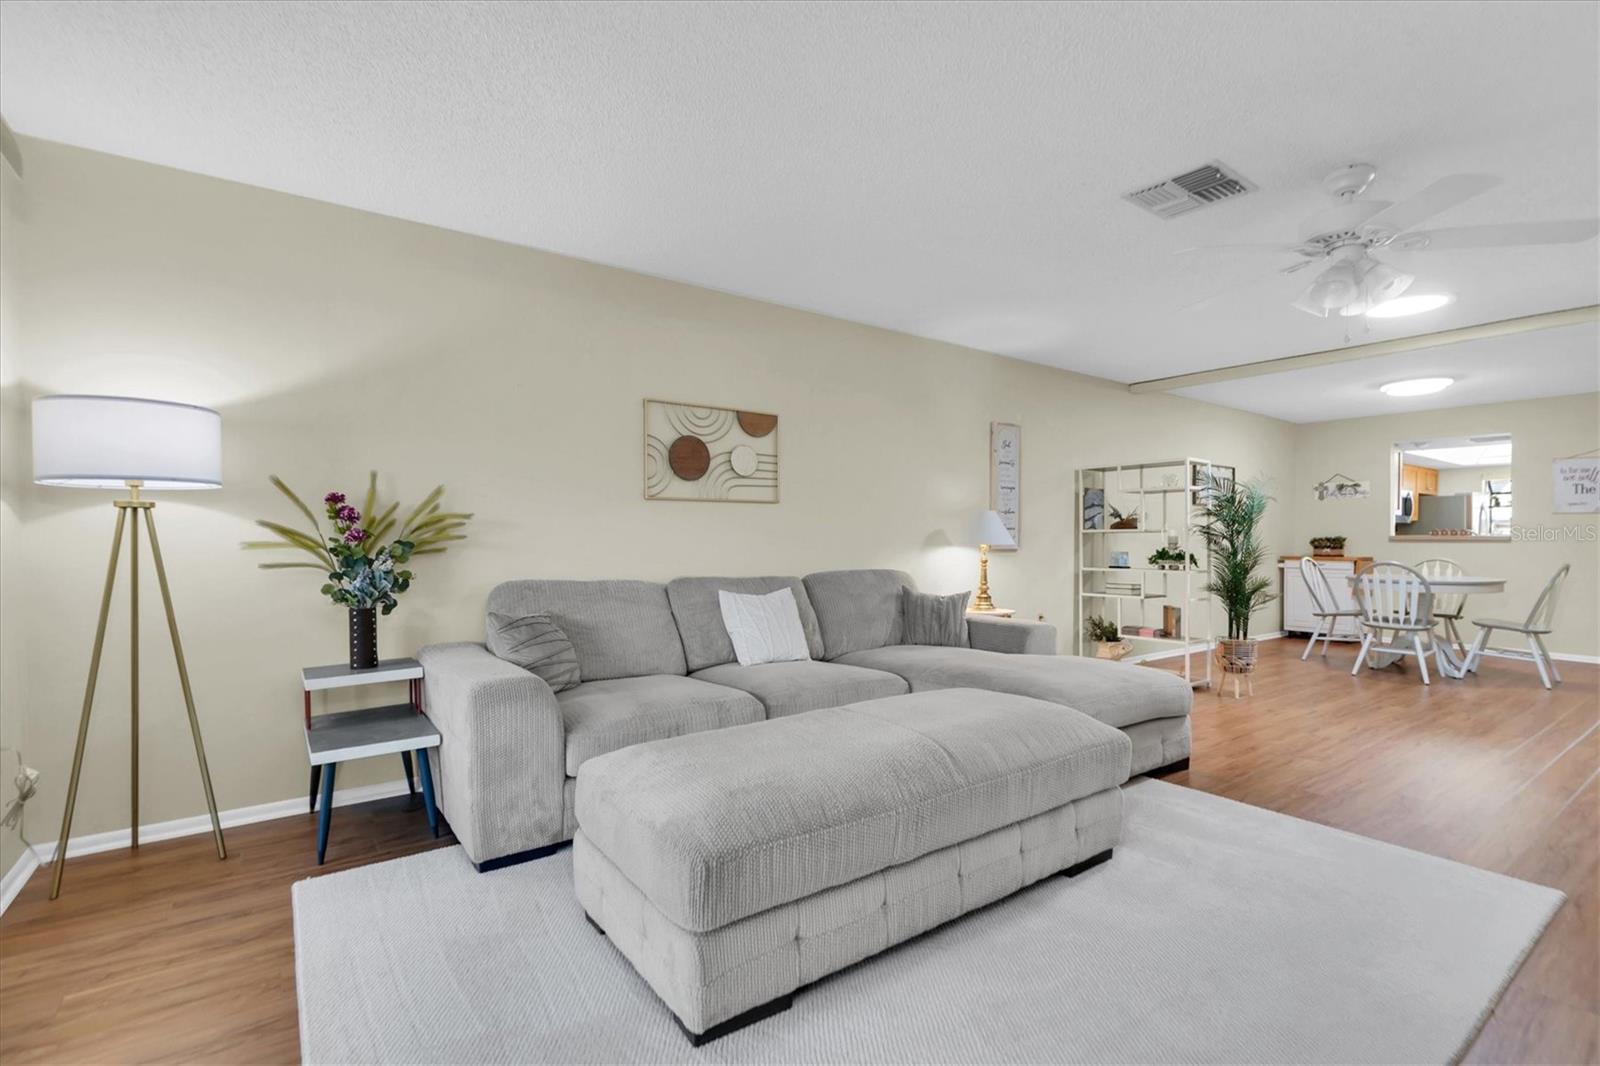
top-left (1, 638), bottom-right (1595, 1063)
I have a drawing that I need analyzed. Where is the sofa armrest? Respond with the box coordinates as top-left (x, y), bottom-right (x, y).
top-left (418, 642), bottom-right (567, 864)
top-left (967, 615), bottom-right (1057, 655)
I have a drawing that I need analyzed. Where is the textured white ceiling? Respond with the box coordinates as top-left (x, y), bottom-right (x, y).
top-left (1172, 321), bottom-right (1600, 423)
top-left (1, 0), bottom-right (1596, 406)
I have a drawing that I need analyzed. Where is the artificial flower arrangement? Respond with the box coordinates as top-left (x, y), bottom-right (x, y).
top-left (245, 472), bottom-right (471, 666)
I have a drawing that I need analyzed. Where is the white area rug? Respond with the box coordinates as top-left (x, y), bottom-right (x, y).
top-left (293, 780), bottom-right (1562, 1064)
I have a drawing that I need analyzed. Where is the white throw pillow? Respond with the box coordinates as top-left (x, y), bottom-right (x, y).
top-left (718, 587), bottom-right (813, 667)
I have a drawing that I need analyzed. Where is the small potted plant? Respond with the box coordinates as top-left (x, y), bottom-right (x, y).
top-left (245, 472), bottom-right (473, 669)
top-left (1085, 615), bottom-right (1131, 660)
top-left (1107, 505), bottom-right (1140, 530)
top-left (1147, 546), bottom-right (1199, 571)
top-left (1309, 535), bottom-right (1346, 557)
top-left (1196, 471), bottom-right (1275, 691)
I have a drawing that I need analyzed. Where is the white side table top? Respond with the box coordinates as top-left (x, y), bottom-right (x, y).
top-left (967, 607), bottom-right (1017, 619)
top-left (302, 657), bottom-right (423, 691)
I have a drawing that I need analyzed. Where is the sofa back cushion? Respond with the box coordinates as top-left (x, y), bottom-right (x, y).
top-left (486, 579), bottom-right (687, 680)
top-left (666, 576), bottom-right (824, 671)
top-left (802, 569), bottom-right (914, 660)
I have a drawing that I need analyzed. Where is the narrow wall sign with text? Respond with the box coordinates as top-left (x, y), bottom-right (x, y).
top-left (990, 422), bottom-right (1020, 549)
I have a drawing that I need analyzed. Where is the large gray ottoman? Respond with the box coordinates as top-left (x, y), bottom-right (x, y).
top-left (573, 686), bottom-right (1132, 1043)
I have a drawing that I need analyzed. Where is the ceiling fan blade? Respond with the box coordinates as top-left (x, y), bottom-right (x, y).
top-left (1181, 257), bottom-right (1322, 312)
top-left (1172, 243), bottom-right (1305, 256)
top-left (1396, 219), bottom-right (1599, 251)
top-left (1360, 174), bottom-right (1500, 238)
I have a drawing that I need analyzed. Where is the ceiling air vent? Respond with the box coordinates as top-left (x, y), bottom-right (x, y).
top-left (1123, 161), bottom-right (1255, 220)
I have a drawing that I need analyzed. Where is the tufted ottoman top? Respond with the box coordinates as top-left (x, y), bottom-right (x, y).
top-left (574, 687), bottom-right (1131, 932)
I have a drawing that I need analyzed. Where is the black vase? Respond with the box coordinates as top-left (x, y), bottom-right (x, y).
top-left (348, 607), bottom-right (379, 670)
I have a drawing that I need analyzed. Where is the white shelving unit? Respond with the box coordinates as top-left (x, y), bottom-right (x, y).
top-left (1076, 458), bottom-right (1220, 690)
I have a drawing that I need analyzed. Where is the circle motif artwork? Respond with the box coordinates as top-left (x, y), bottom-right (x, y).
top-left (730, 444), bottom-right (758, 477)
top-left (668, 435), bottom-right (711, 481)
top-left (737, 411), bottom-right (778, 438)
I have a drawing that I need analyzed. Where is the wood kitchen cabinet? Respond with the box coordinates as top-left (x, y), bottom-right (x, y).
top-left (1400, 464), bottom-right (1438, 498)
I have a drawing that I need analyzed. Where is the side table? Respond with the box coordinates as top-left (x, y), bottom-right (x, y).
top-left (302, 657), bottom-right (440, 864)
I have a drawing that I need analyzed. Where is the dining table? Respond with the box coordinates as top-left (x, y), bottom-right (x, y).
top-left (1348, 573), bottom-right (1507, 680)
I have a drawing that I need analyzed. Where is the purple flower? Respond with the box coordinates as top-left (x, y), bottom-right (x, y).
top-left (336, 505), bottom-right (361, 524)
top-left (324, 491), bottom-right (346, 505)
top-left (344, 527), bottom-right (368, 544)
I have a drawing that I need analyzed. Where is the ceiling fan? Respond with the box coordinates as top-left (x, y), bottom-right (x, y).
top-left (1179, 163), bottom-right (1600, 317)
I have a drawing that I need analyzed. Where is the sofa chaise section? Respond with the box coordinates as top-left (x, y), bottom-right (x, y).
top-left (803, 569), bottom-right (1193, 776)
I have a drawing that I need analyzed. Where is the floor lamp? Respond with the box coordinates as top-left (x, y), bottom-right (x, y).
top-left (32, 394), bottom-right (227, 899)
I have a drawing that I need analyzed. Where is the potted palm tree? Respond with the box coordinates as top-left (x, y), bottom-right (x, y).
top-left (1196, 472), bottom-right (1275, 682)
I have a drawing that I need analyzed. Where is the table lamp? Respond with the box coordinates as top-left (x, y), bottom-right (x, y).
top-left (969, 509), bottom-right (1016, 612)
top-left (32, 394), bottom-right (227, 898)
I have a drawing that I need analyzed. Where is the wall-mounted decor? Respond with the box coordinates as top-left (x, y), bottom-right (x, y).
top-left (1314, 473), bottom-right (1370, 501)
top-left (644, 400), bottom-right (778, 503)
top-left (1553, 451), bottom-right (1599, 513)
top-left (989, 422), bottom-right (1020, 549)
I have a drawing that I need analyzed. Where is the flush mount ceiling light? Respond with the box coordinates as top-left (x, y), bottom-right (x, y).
top-left (1380, 377), bottom-right (1455, 397)
top-left (1366, 293), bottom-right (1454, 319)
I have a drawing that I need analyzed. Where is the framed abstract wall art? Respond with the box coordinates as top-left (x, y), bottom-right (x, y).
top-left (644, 400), bottom-right (779, 503)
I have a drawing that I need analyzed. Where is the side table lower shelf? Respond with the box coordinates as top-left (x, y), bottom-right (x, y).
top-left (305, 703), bottom-right (442, 864)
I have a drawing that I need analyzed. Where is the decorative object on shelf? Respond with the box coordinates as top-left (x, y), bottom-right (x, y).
top-left (1191, 463), bottom-right (1235, 505)
top-left (1552, 449), bottom-right (1599, 513)
top-left (1082, 487), bottom-right (1105, 530)
top-left (1108, 505), bottom-right (1140, 530)
top-left (1109, 551), bottom-right (1130, 568)
top-left (1309, 535), bottom-right (1347, 557)
top-left (968, 510), bottom-right (1016, 612)
top-left (643, 400), bottom-right (778, 502)
top-left (247, 472), bottom-right (473, 670)
top-left (1196, 470), bottom-right (1275, 698)
top-left (1163, 605), bottom-right (1182, 639)
top-left (989, 422), bottom-right (1020, 548)
top-left (1085, 616), bottom-right (1130, 660)
top-left (1314, 473), bottom-right (1371, 501)
top-left (31, 394), bottom-right (229, 899)
top-left (1147, 546), bottom-right (1198, 570)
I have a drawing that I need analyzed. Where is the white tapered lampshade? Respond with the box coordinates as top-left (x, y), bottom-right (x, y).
top-left (969, 509), bottom-right (1016, 549)
top-left (32, 395), bottom-right (222, 490)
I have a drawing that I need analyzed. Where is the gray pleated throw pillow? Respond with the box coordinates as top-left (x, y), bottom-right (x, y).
top-left (487, 611), bottom-right (581, 692)
top-left (901, 588), bottom-right (971, 647)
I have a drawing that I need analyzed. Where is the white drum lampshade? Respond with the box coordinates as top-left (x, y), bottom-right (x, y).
top-left (32, 395), bottom-right (222, 490)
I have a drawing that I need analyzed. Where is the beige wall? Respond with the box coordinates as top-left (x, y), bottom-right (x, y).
top-left (1291, 395), bottom-right (1600, 656)
top-left (0, 138), bottom-right (1299, 847)
top-left (0, 153), bottom-right (26, 874)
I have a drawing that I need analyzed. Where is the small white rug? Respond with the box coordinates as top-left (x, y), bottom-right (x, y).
top-left (293, 780), bottom-right (1562, 1065)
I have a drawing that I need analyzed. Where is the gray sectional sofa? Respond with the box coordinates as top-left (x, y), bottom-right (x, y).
top-left (418, 569), bottom-right (1192, 869)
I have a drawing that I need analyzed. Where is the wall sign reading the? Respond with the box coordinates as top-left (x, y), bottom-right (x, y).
top-left (1553, 455), bottom-right (1600, 513)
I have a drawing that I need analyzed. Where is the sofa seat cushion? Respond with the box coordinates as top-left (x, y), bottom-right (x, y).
top-left (557, 675), bottom-right (764, 776)
top-left (835, 645), bottom-right (1191, 729)
top-left (574, 687), bottom-right (1131, 932)
top-left (690, 660), bottom-right (909, 718)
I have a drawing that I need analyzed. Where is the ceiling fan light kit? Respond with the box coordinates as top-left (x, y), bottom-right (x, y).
top-left (1380, 377), bottom-right (1456, 397)
top-left (1366, 293), bottom-right (1453, 319)
top-left (1180, 163), bottom-right (1599, 318)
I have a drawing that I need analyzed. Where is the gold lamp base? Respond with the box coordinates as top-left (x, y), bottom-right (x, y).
top-left (972, 542), bottom-right (997, 612)
top-left (49, 481), bottom-right (226, 900)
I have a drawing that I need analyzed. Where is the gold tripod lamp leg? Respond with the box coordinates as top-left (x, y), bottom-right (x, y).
top-left (143, 507), bottom-right (226, 861)
top-left (49, 507), bottom-right (128, 900)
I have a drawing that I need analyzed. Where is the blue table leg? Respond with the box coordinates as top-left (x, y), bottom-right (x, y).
top-left (316, 762), bottom-right (336, 864)
top-left (416, 749), bottom-right (439, 838)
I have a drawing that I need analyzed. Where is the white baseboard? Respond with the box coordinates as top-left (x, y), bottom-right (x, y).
top-left (0, 777), bottom-right (411, 915)
top-left (1126, 631), bottom-right (1285, 664)
top-left (1549, 650), bottom-right (1600, 665)
top-left (1, 847), bottom-right (39, 914)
